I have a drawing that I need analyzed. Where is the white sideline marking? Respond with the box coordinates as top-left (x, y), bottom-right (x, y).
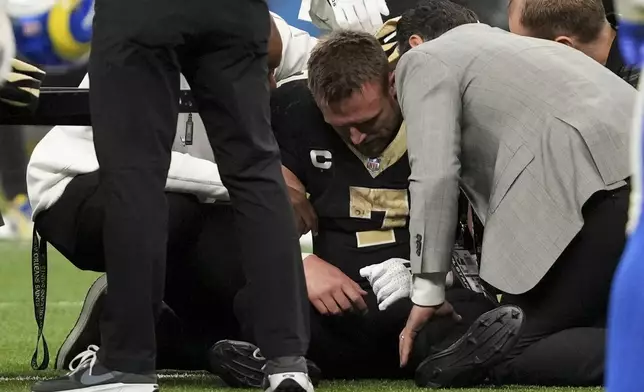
top-left (0, 373), bottom-right (199, 382)
top-left (0, 376), bottom-right (42, 381)
top-left (0, 301), bottom-right (83, 308)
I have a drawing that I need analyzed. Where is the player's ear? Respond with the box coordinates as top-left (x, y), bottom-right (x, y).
top-left (408, 34), bottom-right (424, 49)
top-left (554, 35), bottom-right (575, 48)
top-left (388, 71), bottom-right (396, 98)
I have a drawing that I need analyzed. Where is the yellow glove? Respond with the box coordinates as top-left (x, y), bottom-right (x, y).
top-left (0, 58), bottom-right (46, 111)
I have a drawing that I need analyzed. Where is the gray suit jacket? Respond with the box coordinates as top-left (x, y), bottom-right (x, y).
top-left (396, 23), bottom-right (635, 296)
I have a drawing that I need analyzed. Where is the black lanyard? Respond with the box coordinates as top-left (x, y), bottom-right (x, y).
top-left (31, 227), bottom-right (50, 370)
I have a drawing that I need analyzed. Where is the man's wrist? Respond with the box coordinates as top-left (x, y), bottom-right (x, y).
top-left (411, 273), bottom-right (447, 307)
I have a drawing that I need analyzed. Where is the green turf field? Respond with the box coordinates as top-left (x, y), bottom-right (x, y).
top-left (0, 240), bottom-right (604, 392)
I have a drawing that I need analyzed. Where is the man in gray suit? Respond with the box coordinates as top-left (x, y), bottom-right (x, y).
top-left (391, 0), bottom-right (634, 387)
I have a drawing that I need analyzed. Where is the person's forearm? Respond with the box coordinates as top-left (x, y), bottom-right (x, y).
top-left (396, 50), bottom-right (462, 307)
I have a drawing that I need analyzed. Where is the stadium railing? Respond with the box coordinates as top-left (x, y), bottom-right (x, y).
top-left (0, 87), bottom-right (197, 125)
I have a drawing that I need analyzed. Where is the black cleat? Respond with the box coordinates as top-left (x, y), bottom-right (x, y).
top-left (209, 340), bottom-right (321, 388)
top-left (415, 305), bottom-right (524, 388)
top-left (55, 274), bottom-right (106, 371)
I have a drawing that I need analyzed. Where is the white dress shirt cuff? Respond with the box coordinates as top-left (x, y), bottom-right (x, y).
top-left (411, 273), bottom-right (447, 307)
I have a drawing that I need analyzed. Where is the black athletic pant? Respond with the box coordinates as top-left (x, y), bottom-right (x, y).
top-left (235, 277), bottom-right (496, 379)
top-left (492, 186), bottom-right (629, 386)
top-left (35, 173), bottom-right (246, 370)
top-left (89, 0), bottom-right (308, 373)
top-left (306, 289), bottom-right (495, 379)
top-left (0, 125), bottom-right (28, 200)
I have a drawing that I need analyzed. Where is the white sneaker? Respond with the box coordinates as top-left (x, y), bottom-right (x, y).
top-left (263, 372), bottom-right (315, 392)
top-left (31, 345), bottom-right (159, 392)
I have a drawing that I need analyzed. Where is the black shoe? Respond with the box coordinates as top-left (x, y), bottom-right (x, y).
top-left (415, 305), bottom-right (524, 388)
top-left (209, 340), bottom-right (321, 388)
top-left (32, 346), bottom-right (158, 392)
top-left (55, 275), bottom-right (106, 371)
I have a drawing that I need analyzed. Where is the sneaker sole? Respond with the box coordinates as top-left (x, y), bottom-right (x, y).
top-left (210, 340), bottom-right (265, 388)
top-left (32, 383), bottom-right (158, 392)
top-left (272, 378), bottom-right (310, 392)
top-left (415, 305), bottom-right (524, 388)
top-left (55, 274), bottom-right (107, 370)
top-left (210, 340), bottom-right (321, 389)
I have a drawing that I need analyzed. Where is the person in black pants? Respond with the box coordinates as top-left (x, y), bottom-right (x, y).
top-left (34, 171), bottom-right (248, 377)
top-left (392, 2), bottom-right (631, 386)
top-left (31, 2), bottom-right (312, 392)
top-left (489, 186), bottom-right (629, 386)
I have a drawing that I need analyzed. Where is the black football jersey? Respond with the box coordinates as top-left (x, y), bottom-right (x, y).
top-left (271, 78), bottom-right (411, 282)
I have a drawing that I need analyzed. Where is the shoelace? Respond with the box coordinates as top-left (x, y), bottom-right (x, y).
top-left (68, 345), bottom-right (99, 375)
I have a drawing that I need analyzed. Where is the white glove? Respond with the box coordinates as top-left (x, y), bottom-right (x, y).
top-left (359, 258), bottom-right (411, 311)
top-left (309, 0), bottom-right (390, 34)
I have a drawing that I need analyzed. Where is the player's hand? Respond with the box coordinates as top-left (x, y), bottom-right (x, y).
top-left (359, 258), bottom-right (412, 311)
top-left (287, 185), bottom-right (318, 236)
top-left (309, 0), bottom-right (390, 34)
top-left (282, 166), bottom-right (318, 236)
top-left (399, 302), bottom-right (462, 367)
top-left (304, 254), bottom-right (369, 315)
top-left (0, 59), bottom-right (45, 111)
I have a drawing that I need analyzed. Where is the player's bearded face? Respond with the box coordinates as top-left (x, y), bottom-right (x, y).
top-left (321, 75), bottom-right (403, 157)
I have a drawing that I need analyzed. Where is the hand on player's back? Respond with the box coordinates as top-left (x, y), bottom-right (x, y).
top-left (304, 254), bottom-right (369, 315)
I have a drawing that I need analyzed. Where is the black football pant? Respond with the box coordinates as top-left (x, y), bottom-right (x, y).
top-left (236, 281), bottom-right (495, 379)
top-left (306, 289), bottom-right (495, 379)
top-left (89, 0), bottom-right (308, 373)
top-left (35, 173), bottom-right (246, 370)
top-left (492, 185), bottom-right (629, 386)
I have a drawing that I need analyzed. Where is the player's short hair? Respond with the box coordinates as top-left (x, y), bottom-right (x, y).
top-left (517, 0), bottom-right (606, 43)
top-left (307, 30), bottom-right (389, 105)
top-left (396, 0), bottom-right (479, 55)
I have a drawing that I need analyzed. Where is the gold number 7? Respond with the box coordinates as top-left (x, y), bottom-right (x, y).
top-left (349, 187), bottom-right (410, 248)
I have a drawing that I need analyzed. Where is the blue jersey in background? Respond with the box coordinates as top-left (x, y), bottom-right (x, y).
top-left (268, 0), bottom-right (321, 36)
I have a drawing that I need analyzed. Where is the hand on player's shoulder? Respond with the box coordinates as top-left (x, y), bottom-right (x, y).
top-left (303, 254), bottom-right (368, 316)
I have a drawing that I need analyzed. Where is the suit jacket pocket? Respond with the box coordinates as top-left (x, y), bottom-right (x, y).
top-left (553, 115), bottom-right (630, 187)
top-left (488, 143), bottom-right (535, 215)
